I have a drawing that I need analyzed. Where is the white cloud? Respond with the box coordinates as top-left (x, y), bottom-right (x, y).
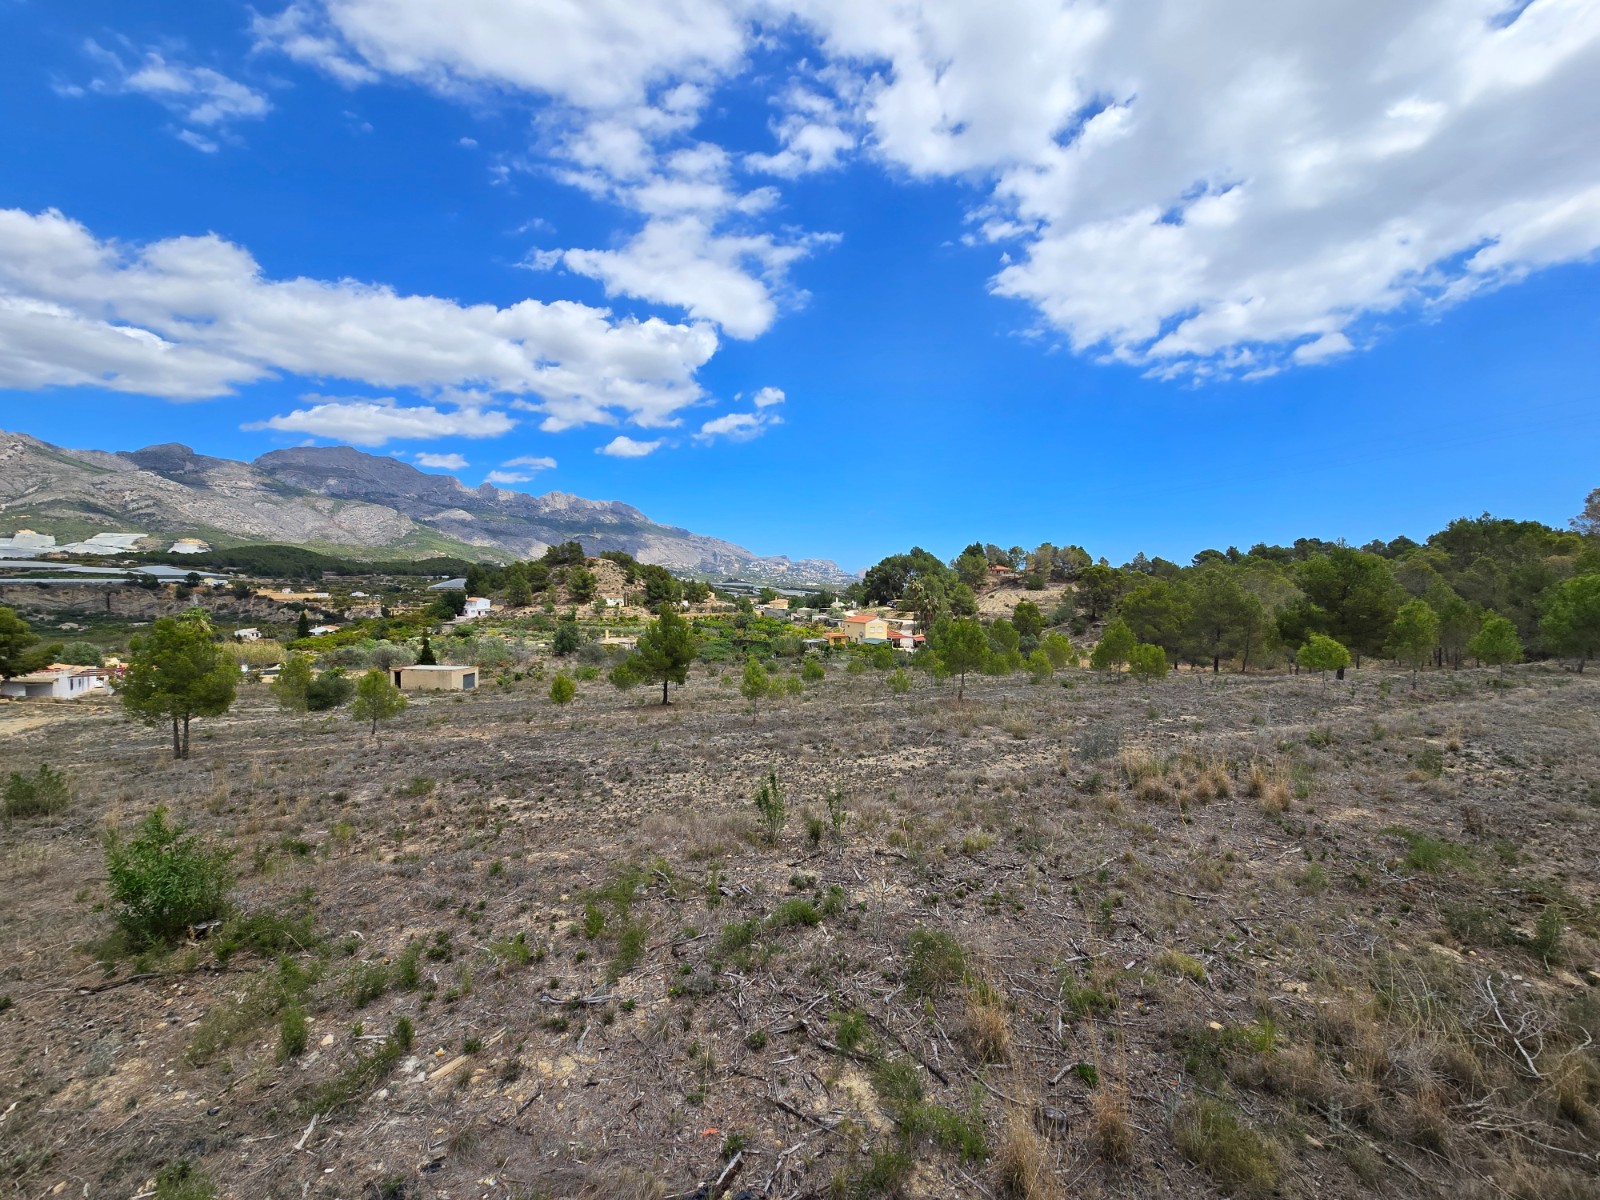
top-left (246, 397), bottom-right (515, 445)
top-left (696, 386), bottom-right (785, 442)
top-left (789, 0), bottom-right (1600, 377)
top-left (502, 454), bottom-right (557, 471)
top-left (249, 2), bottom-right (1600, 379)
top-left (597, 435), bottom-right (664, 458)
top-left (414, 451), bottom-right (469, 469)
top-left (80, 40), bottom-right (269, 147)
top-left (255, 0), bottom-right (750, 108)
top-left (257, 2), bottom-right (833, 339)
top-left (0, 208), bottom-right (721, 432)
top-left (484, 469), bottom-right (532, 484)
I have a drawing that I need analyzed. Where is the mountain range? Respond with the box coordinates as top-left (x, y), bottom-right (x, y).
top-left (0, 430), bottom-right (856, 585)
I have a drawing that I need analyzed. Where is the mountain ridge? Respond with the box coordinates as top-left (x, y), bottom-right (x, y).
top-left (0, 430), bottom-right (857, 585)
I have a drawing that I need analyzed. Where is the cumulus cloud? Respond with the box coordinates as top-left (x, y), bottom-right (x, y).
top-left (256, 1), bottom-right (833, 339)
top-left (597, 435), bottom-right (663, 458)
top-left (245, 397), bottom-right (514, 445)
top-left (696, 386), bottom-right (785, 442)
top-left (792, 0), bottom-right (1600, 377)
top-left (484, 469), bottom-right (531, 484)
top-left (78, 40), bottom-right (270, 148)
top-left (254, 0), bottom-right (1600, 379)
top-left (0, 208), bottom-right (721, 432)
top-left (414, 451), bottom-right (469, 469)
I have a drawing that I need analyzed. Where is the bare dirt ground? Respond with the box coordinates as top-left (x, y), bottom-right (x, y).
top-left (3, 661), bottom-right (1598, 1199)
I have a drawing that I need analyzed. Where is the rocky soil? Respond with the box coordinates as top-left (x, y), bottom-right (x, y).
top-left (2, 661), bottom-right (1597, 1199)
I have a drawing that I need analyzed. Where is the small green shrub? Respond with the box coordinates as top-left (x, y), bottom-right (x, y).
top-left (753, 771), bottom-right (785, 843)
top-left (347, 960), bottom-right (391, 1007)
top-left (1155, 948), bottom-right (1208, 982)
top-left (767, 898), bottom-right (819, 931)
top-left (904, 928), bottom-right (965, 997)
top-left (834, 1008), bottom-right (871, 1055)
top-left (611, 922), bottom-right (647, 977)
top-left (104, 808), bottom-right (234, 949)
top-left (716, 919), bottom-right (758, 958)
top-left (549, 673), bottom-right (577, 705)
top-left (1530, 905), bottom-right (1564, 965)
top-left (1387, 828), bottom-right (1475, 874)
top-left (153, 1160), bottom-right (216, 1200)
top-left (276, 1006), bottom-right (309, 1062)
top-left (1171, 1097), bottom-right (1279, 1195)
top-left (3, 764), bottom-right (71, 818)
top-left (213, 905), bottom-right (318, 964)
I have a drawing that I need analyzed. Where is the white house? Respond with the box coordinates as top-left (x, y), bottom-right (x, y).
top-left (233, 627), bottom-right (261, 641)
top-left (1, 666), bottom-right (110, 700)
top-left (308, 624), bottom-right (340, 636)
top-left (600, 595), bottom-right (625, 608)
top-left (461, 596), bottom-right (492, 619)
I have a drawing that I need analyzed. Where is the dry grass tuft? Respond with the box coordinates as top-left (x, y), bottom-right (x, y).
top-left (962, 979), bottom-right (1012, 1064)
top-left (1118, 746), bottom-right (1161, 787)
top-left (1247, 758), bottom-right (1291, 814)
top-left (1089, 1085), bottom-right (1135, 1163)
top-left (995, 1106), bottom-right (1057, 1199)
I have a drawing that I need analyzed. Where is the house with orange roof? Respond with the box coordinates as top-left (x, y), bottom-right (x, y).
top-left (841, 612), bottom-right (889, 643)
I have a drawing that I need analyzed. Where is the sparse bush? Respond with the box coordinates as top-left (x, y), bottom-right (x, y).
top-left (4, 764), bottom-right (71, 818)
top-left (887, 667), bottom-right (911, 694)
top-left (1389, 828), bottom-right (1475, 873)
top-left (1530, 905), bottom-right (1565, 965)
top-left (276, 1005), bottom-right (309, 1062)
top-left (801, 658), bottom-right (825, 683)
top-left (905, 927), bottom-right (966, 997)
top-left (104, 808), bottom-right (234, 949)
top-left (153, 1159), bottom-right (216, 1200)
top-left (305, 668), bottom-right (356, 712)
top-left (549, 673), bottom-right (576, 705)
top-left (1156, 948), bottom-right (1208, 982)
top-left (767, 898), bottom-right (820, 930)
top-left (962, 980), bottom-right (1012, 1063)
top-left (1171, 1097), bottom-right (1279, 1195)
top-left (753, 771), bottom-right (785, 843)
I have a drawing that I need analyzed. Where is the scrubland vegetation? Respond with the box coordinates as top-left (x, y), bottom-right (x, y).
top-left (2, 494), bottom-right (1598, 1197)
top-left (2, 649), bottom-right (1598, 1198)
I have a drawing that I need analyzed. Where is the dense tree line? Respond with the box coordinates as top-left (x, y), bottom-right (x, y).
top-left (857, 491), bottom-right (1600, 676)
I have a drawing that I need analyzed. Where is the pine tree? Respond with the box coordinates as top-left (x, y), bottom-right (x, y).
top-left (1296, 633), bottom-right (1351, 696)
top-left (352, 668), bottom-right (407, 738)
top-left (1468, 612), bottom-right (1522, 673)
top-left (1089, 618), bottom-right (1136, 674)
top-left (624, 605), bottom-right (700, 705)
top-left (1387, 599), bottom-right (1440, 688)
top-left (120, 610), bottom-right (238, 759)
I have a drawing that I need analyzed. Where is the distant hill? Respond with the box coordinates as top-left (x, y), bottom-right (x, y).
top-left (0, 430), bottom-right (857, 586)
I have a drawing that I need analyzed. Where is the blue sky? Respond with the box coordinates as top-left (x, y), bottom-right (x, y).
top-left (1, 0), bottom-right (1597, 572)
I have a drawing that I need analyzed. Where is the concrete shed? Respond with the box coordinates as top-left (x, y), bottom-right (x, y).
top-left (391, 664), bottom-right (477, 691)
